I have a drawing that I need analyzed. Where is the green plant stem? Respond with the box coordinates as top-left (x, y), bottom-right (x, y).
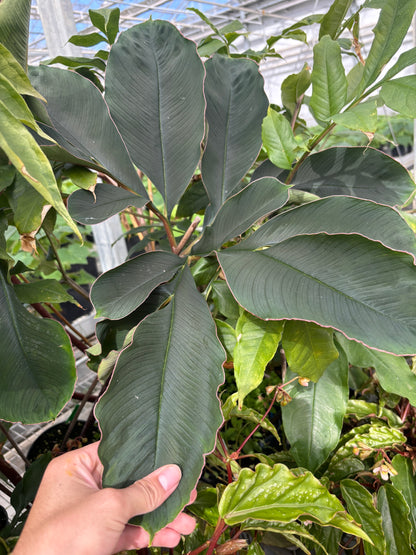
top-left (0, 536), bottom-right (10, 553)
top-left (0, 422), bottom-right (30, 468)
top-left (218, 434), bottom-right (233, 483)
top-left (206, 518), bottom-right (227, 555)
top-left (41, 227), bottom-right (90, 302)
top-left (147, 202), bottom-right (177, 252)
top-left (285, 122), bottom-right (336, 185)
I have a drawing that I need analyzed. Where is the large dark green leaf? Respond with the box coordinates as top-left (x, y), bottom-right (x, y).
top-left (0, 262), bottom-right (76, 423)
top-left (281, 354), bottom-right (348, 473)
top-left (218, 234), bottom-right (416, 355)
top-left (240, 196), bottom-right (416, 260)
top-left (68, 182), bottom-right (145, 225)
top-left (291, 147), bottom-right (414, 206)
top-left (193, 177), bottom-right (289, 254)
top-left (96, 266), bottom-right (225, 536)
top-left (201, 55), bottom-right (268, 218)
top-left (91, 250), bottom-right (183, 319)
top-left (360, 0), bottom-right (416, 91)
top-left (310, 36), bottom-right (347, 122)
top-left (0, 0), bottom-right (31, 70)
top-left (218, 463), bottom-right (370, 541)
top-left (105, 20), bottom-right (205, 214)
top-left (391, 455), bottom-right (416, 545)
top-left (340, 480), bottom-right (385, 555)
top-left (29, 66), bottom-right (145, 197)
top-left (377, 484), bottom-right (413, 555)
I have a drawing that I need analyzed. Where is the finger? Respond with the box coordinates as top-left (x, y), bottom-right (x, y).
top-left (151, 528), bottom-right (182, 548)
top-left (118, 465), bottom-right (182, 521)
top-left (165, 512), bottom-right (196, 535)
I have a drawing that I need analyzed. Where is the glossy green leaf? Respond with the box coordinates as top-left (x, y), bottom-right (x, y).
top-left (222, 394), bottom-right (281, 443)
top-left (0, 262), bottom-right (76, 423)
top-left (332, 100), bottom-right (378, 133)
top-left (327, 424), bottom-right (406, 481)
top-left (309, 525), bottom-right (342, 555)
top-left (0, 98), bottom-right (81, 239)
top-left (218, 463), bottom-right (369, 541)
top-left (310, 36), bottom-right (347, 122)
top-left (236, 196), bottom-right (416, 260)
top-left (346, 399), bottom-right (403, 428)
top-left (319, 0), bottom-right (353, 39)
top-left (282, 321), bottom-right (339, 382)
top-left (281, 354), bottom-right (348, 472)
top-left (377, 484), bottom-right (413, 555)
top-left (29, 66), bottom-right (145, 197)
top-left (68, 182), bottom-right (145, 225)
top-left (336, 335), bottom-right (416, 405)
top-left (341, 480), bottom-right (385, 554)
top-left (14, 279), bottom-right (75, 305)
top-left (254, 147), bottom-right (416, 207)
top-left (0, 0), bottom-right (30, 70)
top-left (5, 174), bottom-right (45, 234)
top-left (218, 234), bottom-right (416, 356)
top-left (380, 76), bottom-right (416, 118)
top-left (96, 266), bottom-right (225, 537)
top-left (360, 0), bottom-right (416, 91)
top-left (211, 280), bottom-right (240, 321)
top-left (391, 455), bottom-right (416, 545)
top-left (89, 8), bottom-right (120, 44)
top-left (63, 166), bottom-right (97, 191)
top-left (201, 55), bottom-right (268, 218)
top-left (91, 250), bottom-right (184, 319)
top-left (193, 177), bottom-right (289, 254)
top-left (233, 312), bottom-right (283, 407)
top-left (262, 109), bottom-right (299, 170)
top-left (281, 66), bottom-right (311, 115)
top-left (188, 488), bottom-right (219, 526)
top-left (105, 20), bottom-right (204, 214)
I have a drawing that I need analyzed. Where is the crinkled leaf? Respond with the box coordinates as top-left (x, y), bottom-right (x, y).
top-left (391, 455), bottom-right (416, 545)
top-left (218, 463), bottom-right (369, 541)
top-left (105, 20), bottom-right (205, 214)
top-left (29, 65), bottom-right (145, 197)
top-left (360, 0), bottom-right (416, 91)
top-left (262, 109), bottom-right (300, 170)
top-left (68, 182), bottom-right (146, 225)
top-left (240, 196), bottom-right (416, 261)
top-left (193, 177), bottom-right (289, 254)
top-left (0, 262), bottom-right (76, 423)
top-left (91, 250), bottom-right (183, 319)
top-left (233, 312), bottom-right (283, 407)
top-left (282, 321), bottom-right (339, 382)
top-left (340, 479), bottom-right (385, 555)
top-left (336, 334), bottom-right (416, 405)
top-left (218, 234), bottom-right (416, 356)
top-left (281, 353), bottom-right (348, 472)
top-left (377, 484), bottom-right (413, 555)
top-left (380, 76), bottom-right (416, 118)
top-left (96, 266), bottom-right (225, 537)
top-left (201, 55), bottom-right (268, 218)
top-left (310, 36), bottom-right (347, 122)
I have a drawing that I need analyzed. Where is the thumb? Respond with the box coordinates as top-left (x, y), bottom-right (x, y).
top-left (120, 465), bottom-right (182, 521)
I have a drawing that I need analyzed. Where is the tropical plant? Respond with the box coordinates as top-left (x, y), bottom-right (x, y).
top-left (2, 0), bottom-right (416, 553)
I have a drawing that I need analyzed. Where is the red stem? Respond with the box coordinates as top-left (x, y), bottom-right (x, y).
top-left (206, 519), bottom-right (227, 555)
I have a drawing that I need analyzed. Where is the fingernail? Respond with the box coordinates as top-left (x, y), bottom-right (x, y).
top-left (158, 465), bottom-right (181, 491)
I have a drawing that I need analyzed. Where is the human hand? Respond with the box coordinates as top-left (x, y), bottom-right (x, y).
top-left (13, 442), bottom-right (196, 555)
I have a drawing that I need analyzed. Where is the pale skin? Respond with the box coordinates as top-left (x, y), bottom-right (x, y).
top-left (13, 442), bottom-right (196, 555)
